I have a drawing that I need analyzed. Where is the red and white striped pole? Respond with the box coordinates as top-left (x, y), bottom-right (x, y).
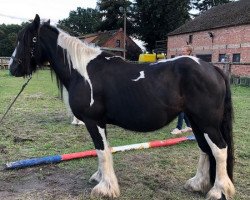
top-left (5, 135), bottom-right (195, 169)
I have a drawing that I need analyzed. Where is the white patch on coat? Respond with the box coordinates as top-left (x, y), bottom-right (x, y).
top-left (204, 133), bottom-right (235, 199)
top-left (57, 30), bottom-right (102, 106)
top-left (132, 71), bottom-right (145, 81)
top-left (62, 86), bottom-right (71, 116)
top-left (62, 87), bottom-right (85, 125)
top-left (71, 116), bottom-right (85, 125)
top-left (105, 56), bottom-right (122, 60)
top-left (90, 126), bottom-right (120, 198)
top-left (97, 126), bottom-right (108, 147)
top-left (151, 55), bottom-right (200, 65)
top-left (184, 149), bottom-right (211, 193)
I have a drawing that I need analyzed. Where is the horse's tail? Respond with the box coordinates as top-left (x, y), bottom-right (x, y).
top-left (214, 66), bottom-right (234, 182)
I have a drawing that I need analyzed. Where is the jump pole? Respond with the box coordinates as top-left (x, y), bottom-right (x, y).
top-left (5, 135), bottom-right (195, 170)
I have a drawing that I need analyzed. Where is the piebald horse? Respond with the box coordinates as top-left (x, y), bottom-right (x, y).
top-left (9, 15), bottom-right (235, 200)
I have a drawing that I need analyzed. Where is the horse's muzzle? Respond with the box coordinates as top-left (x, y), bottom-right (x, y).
top-left (9, 63), bottom-right (24, 77)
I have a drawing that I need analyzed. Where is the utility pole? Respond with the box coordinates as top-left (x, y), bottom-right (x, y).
top-left (119, 6), bottom-right (127, 59)
top-left (123, 9), bottom-right (126, 59)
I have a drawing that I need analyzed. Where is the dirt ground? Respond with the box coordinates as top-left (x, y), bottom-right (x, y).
top-left (0, 165), bottom-right (94, 200)
top-left (0, 149), bottom-right (206, 200)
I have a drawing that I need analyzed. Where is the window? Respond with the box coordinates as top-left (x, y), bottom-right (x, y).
top-left (232, 53), bottom-right (240, 63)
top-left (188, 35), bottom-right (193, 44)
top-left (196, 54), bottom-right (212, 62)
top-left (116, 40), bottom-right (121, 47)
top-left (219, 54), bottom-right (226, 62)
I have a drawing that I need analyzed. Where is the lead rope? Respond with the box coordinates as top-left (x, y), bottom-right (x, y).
top-left (0, 76), bottom-right (32, 124)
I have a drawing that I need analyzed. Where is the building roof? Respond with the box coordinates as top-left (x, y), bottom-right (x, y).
top-left (79, 29), bottom-right (119, 46)
top-left (169, 0), bottom-right (250, 36)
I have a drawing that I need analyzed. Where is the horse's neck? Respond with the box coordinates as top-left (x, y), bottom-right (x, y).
top-left (40, 29), bottom-right (72, 89)
top-left (40, 26), bottom-right (102, 90)
top-left (51, 48), bottom-right (73, 89)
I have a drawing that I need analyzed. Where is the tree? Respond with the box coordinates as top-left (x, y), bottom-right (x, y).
top-left (97, 0), bottom-right (135, 35)
top-left (0, 24), bottom-right (23, 56)
top-left (58, 7), bottom-right (101, 36)
top-left (134, 0), bottom-right (191, 51)
top-left (191, 0), bottom-right (233, 12)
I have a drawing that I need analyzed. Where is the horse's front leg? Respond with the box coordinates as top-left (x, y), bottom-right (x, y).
top-left (86, 122), bottom-right (120, 198)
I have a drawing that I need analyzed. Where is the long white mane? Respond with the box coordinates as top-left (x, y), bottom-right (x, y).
top-left (57, 30), bottom-right (102, 78)
top-left (57, 30), bottom-right (102, 106)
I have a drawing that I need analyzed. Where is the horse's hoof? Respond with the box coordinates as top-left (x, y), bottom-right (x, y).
top-left (206, 188), bottom-right (231, 200)
top-left (206, 178), bottom-right (235, 200)
top-left (184, 177), bottom-right (211, 193)
top-left (91, 180), bottom-right (120, 198)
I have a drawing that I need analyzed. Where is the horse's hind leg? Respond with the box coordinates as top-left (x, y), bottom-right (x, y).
top-left (85, 121), bottom-right (120, 198)
top-left (204, 131), bottom-right (235, 200)
top-left (185, 120), bottom-right (235, 200)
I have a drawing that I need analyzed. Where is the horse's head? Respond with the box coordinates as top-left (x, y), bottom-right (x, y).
top-left (9, 14), bottom-right (41, 77)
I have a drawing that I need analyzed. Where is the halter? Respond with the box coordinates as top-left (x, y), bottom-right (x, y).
top-left (12, 28), bottom-right (39, 66)
top-left (30, 36), bottom-right (37, 58)
top-left (11, 56), bottom-right (22, 64)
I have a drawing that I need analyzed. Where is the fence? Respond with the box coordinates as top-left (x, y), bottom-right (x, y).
top-left (230, 75), bottom-right (250, 86)
top-left (213, 62), bottom-right (250, 86)
top-left (0, 57), bottom-right (10, 69)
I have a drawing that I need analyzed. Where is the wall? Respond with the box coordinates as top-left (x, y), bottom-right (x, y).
top-left (167, 24), bottom-right (250, 76)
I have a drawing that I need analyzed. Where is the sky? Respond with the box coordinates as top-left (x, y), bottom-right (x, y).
top-left (0, 0), bottom-right (97, 25)
top-left (0, 0), bottom-right (146, 50)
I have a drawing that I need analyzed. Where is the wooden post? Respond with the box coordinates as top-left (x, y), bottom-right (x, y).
top-left (0, 57), bottom-right (3, 69)
top-left (223, 54), bottom-right (231, 78)
top-left (0, 57), bottom-right (10, 69)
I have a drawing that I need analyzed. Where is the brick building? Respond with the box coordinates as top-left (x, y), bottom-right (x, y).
top-left (79, 28), bottom-right (142, 61)
top-left (167, 0), bottom-right (250, 76)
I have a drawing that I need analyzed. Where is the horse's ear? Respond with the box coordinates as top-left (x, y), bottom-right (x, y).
top-left (32, 14), bottom-right (40, 30)
top-left (43, 19), bottom-right (50, 25)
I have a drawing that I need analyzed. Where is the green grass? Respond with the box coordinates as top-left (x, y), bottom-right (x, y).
top-left (0, 69), bottom-right (249, 200)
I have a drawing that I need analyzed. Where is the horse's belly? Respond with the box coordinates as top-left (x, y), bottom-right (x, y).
top-left (107, 109), bottom-right (173, 132)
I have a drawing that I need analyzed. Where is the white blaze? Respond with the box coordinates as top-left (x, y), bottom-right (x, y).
top-left (9, 43), bottom-right (19, 67)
